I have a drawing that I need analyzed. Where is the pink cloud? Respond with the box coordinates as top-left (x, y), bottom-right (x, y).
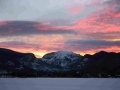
top-left (0, 21), bottom-right (12, 26)
top-left (66, 5), bottom-right (85, 15)
top-left (58, 4), bottom-right (120, 35)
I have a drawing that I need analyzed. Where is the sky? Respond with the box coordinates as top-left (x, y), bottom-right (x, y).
top-left (0, 0), bottom-right (120, 57)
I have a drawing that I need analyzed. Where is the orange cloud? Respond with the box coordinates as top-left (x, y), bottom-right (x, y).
top-left (1, 38), bottom-right (120, 58)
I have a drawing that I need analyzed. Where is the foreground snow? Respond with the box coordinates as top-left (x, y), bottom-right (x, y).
top-left (0, 78), bottom-right (120, 90)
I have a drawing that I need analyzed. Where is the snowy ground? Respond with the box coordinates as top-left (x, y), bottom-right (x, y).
top-left (0, 78), bottom-right (120, 90)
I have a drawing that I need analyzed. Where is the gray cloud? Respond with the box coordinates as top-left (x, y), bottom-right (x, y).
top-left (67, 39), bottom-right (120, 46)
top-left (0, 21), bottom-right (76, 36)
top-left (0, 41), bottom-right (27, 46)
top-left (0, 41), bottom-right (40, 50)
top-left (83, 32), bottom-right (120, 40)
top-left (107, 0), bottom-right (120, 5)
top-left (64, 39), bottom-right (120, 52)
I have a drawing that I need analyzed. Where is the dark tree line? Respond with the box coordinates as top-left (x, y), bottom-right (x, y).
top-left (0, 70), bottom-right (120, 78)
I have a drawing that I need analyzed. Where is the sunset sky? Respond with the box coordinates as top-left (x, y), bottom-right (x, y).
top-left (0, 0), bottom-right (120, 57)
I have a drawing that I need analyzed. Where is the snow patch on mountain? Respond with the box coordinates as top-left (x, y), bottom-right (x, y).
top-left (5, 61), bottom-right (15, 66)
top-left (53, 51), bottom-right (78, 60)
top-left (16, 65), bottom-right (24, 70)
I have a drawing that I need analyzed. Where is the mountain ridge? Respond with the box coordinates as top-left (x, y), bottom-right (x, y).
top-left (0, 48), bottom-right (120, 77)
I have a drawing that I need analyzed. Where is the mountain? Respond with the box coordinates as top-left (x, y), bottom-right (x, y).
top-left (41, 51), bottom-right (86, 71)
top-left (0, 48), bottom-right (36, 73)
top-left (82, 51), bottom-right (120, 77)
top-left (0, 48), bottom-right (120, 77)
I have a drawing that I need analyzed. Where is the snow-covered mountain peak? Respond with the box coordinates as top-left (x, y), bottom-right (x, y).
top-left (42, 51), bottom-right (82, 67)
